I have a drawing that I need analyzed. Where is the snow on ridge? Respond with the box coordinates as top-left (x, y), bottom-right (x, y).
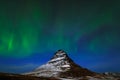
top-left (49, 57), bottom-right (65, 62)
top-left (62, 64), bottom-right (70, 67)
top-left (56, 52), bottom-right (66, 55)
top-left (35, 63), bottom-right (62, 72)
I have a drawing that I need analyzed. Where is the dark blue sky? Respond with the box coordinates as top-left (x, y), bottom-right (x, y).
top-left (0, 0), bottom-right (120, 73)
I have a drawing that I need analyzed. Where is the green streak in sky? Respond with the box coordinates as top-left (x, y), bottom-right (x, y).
top-left (8, 34), bottom-right (14, 51)
top-left (0, 0), bottom-right (119, 57)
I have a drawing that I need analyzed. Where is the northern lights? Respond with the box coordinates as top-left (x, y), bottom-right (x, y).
top-left (0, 0), bottom-right (120, 73)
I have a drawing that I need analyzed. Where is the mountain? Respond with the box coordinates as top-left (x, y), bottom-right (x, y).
top-left (0, 49), bottom-right (119, 80)
top-left (24, 49), bottom-right (96, 78)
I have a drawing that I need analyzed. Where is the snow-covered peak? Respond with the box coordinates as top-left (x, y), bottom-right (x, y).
top-left (49, 50), bottom-right (68, 62)
top-left (55, 49), bottom-right (66, 55)
top-left (47, 50), bottom-right (71, 69)
top-left (51, 49), bottom-right (67, 60)
top-left (24, 50), bottom-right (72, 77)
top-left (23, 50), bottom-right (96, 78)
top-left (35, 50), bottom-right (71, 72)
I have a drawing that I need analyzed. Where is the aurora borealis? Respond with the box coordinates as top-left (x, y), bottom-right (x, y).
top-left (0, 0), bottom-right (120, 73)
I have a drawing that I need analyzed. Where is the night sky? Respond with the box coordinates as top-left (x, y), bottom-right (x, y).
top-left (0, 0), bottom-right (120, 73)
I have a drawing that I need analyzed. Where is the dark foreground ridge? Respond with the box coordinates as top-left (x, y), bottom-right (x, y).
top-left (0, 72), bottom-right (60, 80)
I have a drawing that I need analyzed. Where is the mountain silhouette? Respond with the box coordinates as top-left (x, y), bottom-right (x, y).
top-left (24, 49), bottom-right (96, 78)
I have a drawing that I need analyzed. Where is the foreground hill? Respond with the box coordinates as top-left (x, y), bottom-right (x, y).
top-left (0, 72), bottom-right (120, 80)
top-left (0, 72), bottom-right (60, 80)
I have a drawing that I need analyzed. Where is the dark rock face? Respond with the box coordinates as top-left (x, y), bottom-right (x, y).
top-left (53, 50), bottom-right (96, 78)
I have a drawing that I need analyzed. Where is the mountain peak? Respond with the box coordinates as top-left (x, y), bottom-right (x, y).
top-left (48, 49), bottom-right (71, 69)
top-left (57, 49), bottom-right (65, 53)
top-left (50, 49), bottom-right (68, 60)
top-left (24, 50), bottom-right (96, 78)
top-left (54, 49), bottom-right (67, 56)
